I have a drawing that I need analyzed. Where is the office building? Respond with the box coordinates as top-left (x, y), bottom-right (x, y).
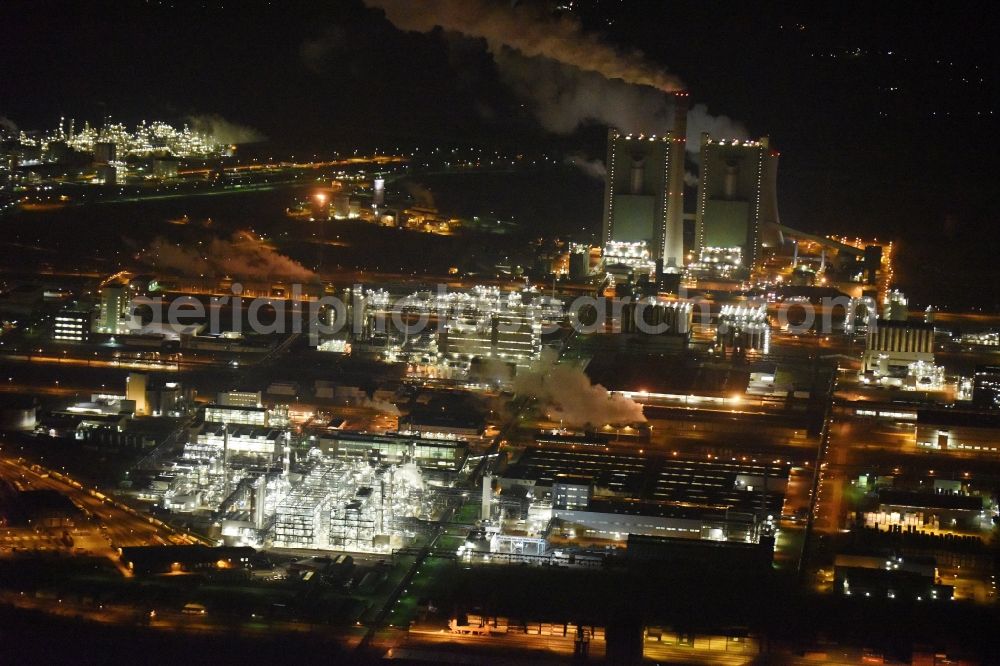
top-left (95, 284), bottom-right (131, 334)
top-left (601, 93), bottom-right (687, 268)
top-left (52, 306), bottom-right (92, 342)
top-left (217, 391), bottom-right (263, 408)
top-left (972, 365), bottom-right (1000, 410)
top-left (694, 134), bottom-right (781, 273)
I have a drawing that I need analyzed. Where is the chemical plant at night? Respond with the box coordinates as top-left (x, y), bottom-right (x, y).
top-left (1, 1), bottom-right (998, 664)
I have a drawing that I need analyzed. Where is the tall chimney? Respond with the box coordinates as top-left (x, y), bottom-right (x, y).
top-left (253, 475), bottom-right (266, 530)
top-left (663, 92), bottom-right (688, 268)
top-left (222, 424), bottom-right (230, 500)
top-left (481, 474), bottom-right (493, 521)
top-left (630, 157), bottom-right (645, 194)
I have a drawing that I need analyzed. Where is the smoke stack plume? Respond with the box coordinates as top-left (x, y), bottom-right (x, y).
top-left (364, 0), bottom-right (683, 92)
top-left (143, 231), bottom-right (316, 281)
top-left (514, 350), bottom-right (645, 428)
top-left (366, 2), bottom-right (746, 150)
top-left (185, 114), bottom-right (265, 145)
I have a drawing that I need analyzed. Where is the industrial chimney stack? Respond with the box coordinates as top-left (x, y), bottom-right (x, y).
top-left (663, 91), bottom-right (688, 269)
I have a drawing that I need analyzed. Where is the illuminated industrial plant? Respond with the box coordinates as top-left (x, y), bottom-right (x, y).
top-left (20, 117), bottom-right (235, 160)
top-left (355, 285), bottom-right (564, 370)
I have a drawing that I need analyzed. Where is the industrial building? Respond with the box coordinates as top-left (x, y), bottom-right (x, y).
top-left (862, 319), bottom-right (935, 376)
top-left (882, 289), bottom-right (910, 321)
top-left (152, 415), bottom-right (452, 552)
top-left (358, 285), bottom-right (562, 366)
top-left (126, 372), bottom-right (149, 416)
top-left (497, 446), bottom-right (789, 546)
top-left (915, 409), bottom-right (1000, 455)
top-left (317, 431), bottom-right (469, 472)
top-left (204, 403), bottom-right (269, 427)
top-left (715, 303), bottom-right (771, 356)
top-left (601, 241), bottom-right (658, 283)
top-left (866, 489), bottom-right (986, 532)
top-left (601, 93), bottom-right (687, 268)
top-left (119, 545), bottom-right (257, 575)
top-left (834, 554), bottom-right (953, 601)
top-left (619, 298), bottom-right (692, 336)
top-left (694, 134), bottom-right (782, 274)
top-left (272, 458), bottom-right (430, 551)
top-left (626, 533), bottom-right (775, 569)
top-left (195, 424), bottom-right (283, 458)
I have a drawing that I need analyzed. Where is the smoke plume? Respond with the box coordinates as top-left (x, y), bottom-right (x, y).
top-left (564, 153), bottom-right (606, 180)
top-left (499, 50), bottom-right (747, 150)
top-left (0, 116), bottom-right (17, 134)
top-left (364, 0), bottom-right (682, 92)
top-left (402, 180), bottom-right (436, 208)
top-left (143, 232), bottom-right (316, 281)
top-left (686, 103), bottom-right (749, 151)
top-left (366, 1), bottom-right (747, 150)
top-left (361, 396), bottom-right (402, 416)
top-left (186, 114), bottom-right (265, 145)
top-left (514, 350), bottom-right (645, 427)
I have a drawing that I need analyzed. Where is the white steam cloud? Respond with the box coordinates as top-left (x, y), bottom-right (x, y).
top-left (499, 50), bottom-right (747, 150)
top-left (363, 0), bottom-right (682, 92)
top-left (497, 49), bottom-right (675, 135)
top-left (143, 231), bottom-right (316, 281)
top-left (186, 114), bottom-right (265, 145)
top-left (365, 0), bottom-right (747, 150)
top-left (564, 153), bottom-right (606, 180)
top-left (514, 350), bottom-right (645, 428)
top-left (361, 396), bottom-right (402, 416)
top-left (686, 103), bottom-right (749, 151)
top-left (402, 180), bottom-right (436, 208)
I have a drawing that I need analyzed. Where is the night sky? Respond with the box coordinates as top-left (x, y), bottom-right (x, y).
top-left (2, 0), bottom-right (997, 308)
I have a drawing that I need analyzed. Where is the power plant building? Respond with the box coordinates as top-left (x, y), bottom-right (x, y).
top-left (862, 320), bottom-right (935, 376)
top-left (601, 93), bottom-right (687, 268)
top-left (694, 134), bottom-right (782, 273)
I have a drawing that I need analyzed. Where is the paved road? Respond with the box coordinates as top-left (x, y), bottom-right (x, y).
top-left (0, 455), bottom-right (199, 550)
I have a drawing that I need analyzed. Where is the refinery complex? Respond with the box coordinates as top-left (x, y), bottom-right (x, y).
top-left (1, 1), bottom-right (998, 664)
